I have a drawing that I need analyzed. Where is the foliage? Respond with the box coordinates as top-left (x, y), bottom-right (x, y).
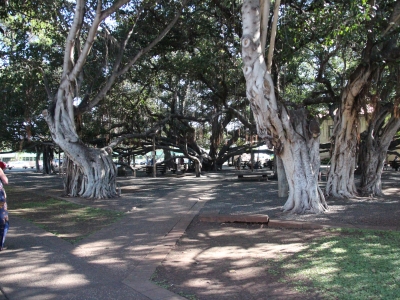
top-left (1, 0), bottom-right (398, 170)
top-left (0, 0), bottom-right (65, 151)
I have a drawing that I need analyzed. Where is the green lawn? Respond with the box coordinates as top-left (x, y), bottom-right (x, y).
top-left (281, 228), bottom-right (400, 299)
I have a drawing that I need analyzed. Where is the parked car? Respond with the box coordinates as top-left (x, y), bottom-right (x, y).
top-left (8, 161), bottom-right (29, 169)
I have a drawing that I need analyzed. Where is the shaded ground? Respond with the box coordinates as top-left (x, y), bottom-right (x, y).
top-left (151, 170), bottom-right (400, 300)
top-left (8, 190), bottom-right (124, 243)
top-left (3, 169), bottom-right (400, 299)
top-left (152, 221), bottom-right (329, 300)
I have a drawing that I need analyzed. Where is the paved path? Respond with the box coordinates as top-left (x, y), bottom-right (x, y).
top-left (0, 173), bottom-right (218, 300)
top-left (1, 169), bottom-right (399, 299)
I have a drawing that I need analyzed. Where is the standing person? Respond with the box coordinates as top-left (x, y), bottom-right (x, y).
top-left (0, 162), bottom-right (9, 251)
top-left (236, 155), bottom-right (242, 170)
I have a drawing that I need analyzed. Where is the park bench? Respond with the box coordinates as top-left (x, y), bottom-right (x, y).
top-left (145, 164), bottom-right (167, 175)
top-left (238, 172), bottom-right (269, 181)
top-left (319, 167), bottom-right (330, 181)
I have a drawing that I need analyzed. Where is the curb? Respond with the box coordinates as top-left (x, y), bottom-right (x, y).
top-left (122, 200), bottom-right (207, 300)
top-left (198, 214), bottom-right (400, 231)
top-left (199, 214), bottom-right (323, 229)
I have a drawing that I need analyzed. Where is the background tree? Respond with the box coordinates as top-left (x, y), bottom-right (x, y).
top-left (325, 0), bottom-right (400, 198)
top-left (358, 65), bottom-right (400, 196)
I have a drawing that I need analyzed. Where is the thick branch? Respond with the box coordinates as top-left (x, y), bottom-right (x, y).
top-left (266, 0), bottom-right (280, 73)
top-left (86, 0), bottom-right (188, 112)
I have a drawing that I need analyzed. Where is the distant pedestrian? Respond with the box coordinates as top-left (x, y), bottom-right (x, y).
top-left (0, 164), bottom-right (9, 251)
top-left (392, 156), bottom-right (399, 171)
top-left (236, 155), bottom-right (242, 170)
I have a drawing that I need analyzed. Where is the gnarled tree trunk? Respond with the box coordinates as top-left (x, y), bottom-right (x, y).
top-left (325, 61), bottom-right (374, 198)
top-left (62, 147), bottom-right (116, 198)
top-left (358, 101), bottom-right (400, 196)
top-left (241, 0), bottom-right (328, 214)
top-left (42, 0), bottom-right (186, 198)
top-left (325, 1), bottom-right (400, 198)
top-left (358, 142), bottom-right (386, 197)
top-left (325, 103), bottom-right (362, 198)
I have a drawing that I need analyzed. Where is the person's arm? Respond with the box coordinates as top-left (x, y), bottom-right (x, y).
top-left (0, 169), bottom-right (8, 185)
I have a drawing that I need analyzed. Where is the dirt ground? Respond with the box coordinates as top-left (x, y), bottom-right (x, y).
top-left (151, 171), bottom-right (400, 300)
top-left (151, 219), bottom-right (331, 300)
top-left (7, 189), bottom-right (124, 243)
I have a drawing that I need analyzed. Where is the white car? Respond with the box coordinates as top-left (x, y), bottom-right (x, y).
top-left (8, 161), bottom-right (29, 169)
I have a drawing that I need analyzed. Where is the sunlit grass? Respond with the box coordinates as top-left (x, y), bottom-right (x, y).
top-left (281, 228), bottom-right (400, 299)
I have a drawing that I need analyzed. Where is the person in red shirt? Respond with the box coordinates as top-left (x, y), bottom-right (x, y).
top-left (0, 162), bottom-right (9, 251)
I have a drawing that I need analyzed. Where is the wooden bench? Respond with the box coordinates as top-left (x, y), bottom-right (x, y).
top-left (238, 172), bottom-right (269, 181)
top-left (145, 164), bottom-right (167, 175)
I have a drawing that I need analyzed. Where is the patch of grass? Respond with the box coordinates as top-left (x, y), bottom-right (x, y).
top-left (150, 272), bottom-right (173, 289)
top-left (281, 228), bottom-right (400, 300)
top-left (10, 196), bottom-right (124, 243)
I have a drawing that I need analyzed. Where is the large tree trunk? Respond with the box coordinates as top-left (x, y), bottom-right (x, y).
top-left (280, 128), bottom-right (327, 213)
top-left (61, 146), bottom-right (117, 198)
top-left (358, 102), bottom-right (400, 196)
top-left (325, 65), bottom-right (373, 198)
top-left (241, 0), bottom-right (328, 214)
top-left (43, 76), bottom-right (118, 198)
top-left (358, 142), bottom-right (386, 197)
top-left (324, 104), bottom-right (361, 198)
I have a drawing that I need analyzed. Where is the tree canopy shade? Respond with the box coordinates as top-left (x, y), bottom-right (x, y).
top-left (0, 0), bottom-right (257, 178)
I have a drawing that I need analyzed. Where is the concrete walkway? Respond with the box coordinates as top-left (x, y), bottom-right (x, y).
top-left (0, 173), bottom-right (218, 300)
top-left (1, 169), bottom-right (399, 299)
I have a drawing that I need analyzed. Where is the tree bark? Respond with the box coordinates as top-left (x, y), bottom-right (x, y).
top-left (325, 60), bottom-right (374, 198)
top-left (241, 0), bottom-right (328, 214)
top-left (42, 144), bottom-right (54, 175)
top-left (358, 142), bottom-right (386, 197)
top-left (358, 103), bottom-right (400, 196)
top-left (61, 146), bottom-right (117, 198)
top-left (276, 156), bottom-right (288, 198)
top-left (35, 145), bottom-right (41, 172)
